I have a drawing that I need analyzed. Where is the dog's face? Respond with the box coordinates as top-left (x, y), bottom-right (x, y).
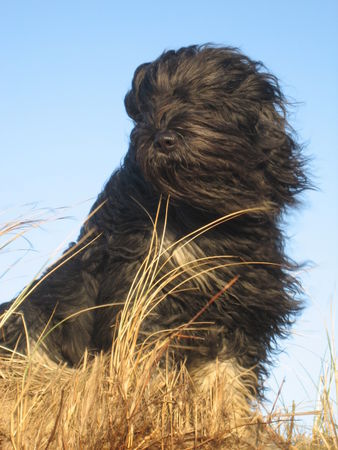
top-left (124, 45), bottom-right (306, 214)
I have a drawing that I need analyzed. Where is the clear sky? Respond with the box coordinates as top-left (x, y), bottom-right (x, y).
top-left (0, 1), bottom-right (337, 424)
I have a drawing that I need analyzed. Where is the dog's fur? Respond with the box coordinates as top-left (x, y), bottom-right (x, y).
top-left (0, 45), bottom-right (308, 401)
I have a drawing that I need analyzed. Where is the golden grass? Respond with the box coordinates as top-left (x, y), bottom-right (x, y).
top-left (0, 203), bottom-right (337, 449)
top-left (270, 327), bottom-right (337, 450)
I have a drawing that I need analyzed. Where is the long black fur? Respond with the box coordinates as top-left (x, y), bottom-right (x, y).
top-left (0, 45), bottom-right (308, 392)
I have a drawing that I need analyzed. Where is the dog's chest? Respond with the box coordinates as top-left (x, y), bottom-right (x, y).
top-left (159, 229), bottom-right (226, 295)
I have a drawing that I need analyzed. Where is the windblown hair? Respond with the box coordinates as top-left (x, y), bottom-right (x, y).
top-left (1, 45), bottom-right (308, 401)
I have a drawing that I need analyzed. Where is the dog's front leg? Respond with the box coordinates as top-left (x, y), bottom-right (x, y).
top-left (0, 241), bottom-right (103, 366)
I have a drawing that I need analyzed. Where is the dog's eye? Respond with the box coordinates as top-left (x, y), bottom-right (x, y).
top-left (173, 87), bottom-right (190, 102)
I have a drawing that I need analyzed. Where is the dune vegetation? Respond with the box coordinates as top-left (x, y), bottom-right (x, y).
top-left (0, 209), bottom-right (336, 449)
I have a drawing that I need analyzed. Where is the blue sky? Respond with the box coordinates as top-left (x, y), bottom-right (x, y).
top-left (1, 1), bottom-right (337, 422)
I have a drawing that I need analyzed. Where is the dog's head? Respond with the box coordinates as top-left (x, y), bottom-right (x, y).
top-left (125, 45), bottom-right (307, 215)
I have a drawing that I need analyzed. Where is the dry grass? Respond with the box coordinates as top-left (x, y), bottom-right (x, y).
top-left (0, 203), bottom-right (336, 449)
top-left (268, 326), bottom-right (337, 450)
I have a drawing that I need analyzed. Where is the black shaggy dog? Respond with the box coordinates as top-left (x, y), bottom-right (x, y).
top-left (1, 45), bottom-right (308, 401)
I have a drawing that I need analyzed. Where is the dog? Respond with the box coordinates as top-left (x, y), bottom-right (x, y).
top-left (0, 45), bottom-right (308, 406)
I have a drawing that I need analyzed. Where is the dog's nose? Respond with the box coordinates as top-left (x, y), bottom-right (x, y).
top-left (154, 131), bottom-right (177, 152)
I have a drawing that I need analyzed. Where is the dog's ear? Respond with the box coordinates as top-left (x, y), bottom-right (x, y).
top-left (253, 85), bottom-right (308, 208)
top-left (124, 63), bottom-right (150, 122)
